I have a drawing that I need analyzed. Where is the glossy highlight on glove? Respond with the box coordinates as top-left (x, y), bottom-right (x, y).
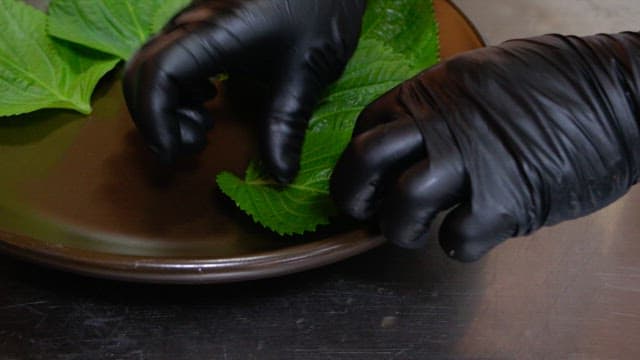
top-left (123, 0), bottom-right (367, 183)
top-left (331, 32), bottom-right (640, 261)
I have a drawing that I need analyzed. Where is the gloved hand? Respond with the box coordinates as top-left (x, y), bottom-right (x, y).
top-left (331, 33), bottom-right (640, 262)
top-left (123, 0), bottom-right (366, 183)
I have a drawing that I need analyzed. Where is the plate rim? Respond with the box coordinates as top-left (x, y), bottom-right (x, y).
top-left (0, 228), bottom-right (386, 284)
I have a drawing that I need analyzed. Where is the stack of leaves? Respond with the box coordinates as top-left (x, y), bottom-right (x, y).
top-left (0, 0), bottom-right (440, 236)
top-left (0, 0), bottom-right (190, 116)
top-left (217, 0), bottom-right (440, 235)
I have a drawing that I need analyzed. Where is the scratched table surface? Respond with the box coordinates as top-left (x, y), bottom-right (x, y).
top-left (2, 1), bottom-right (640, 359)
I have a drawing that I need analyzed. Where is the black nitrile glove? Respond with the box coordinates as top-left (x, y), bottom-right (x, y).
top-left (331, 33), bottom-right (640, 262)
top-left (123, 0), bottom-right (366, 183)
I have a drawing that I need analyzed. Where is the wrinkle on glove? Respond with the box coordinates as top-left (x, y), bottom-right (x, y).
top-left (431, 33), bottom-right (640, 234)
top-left (331, 33), bottom-right (640, 261)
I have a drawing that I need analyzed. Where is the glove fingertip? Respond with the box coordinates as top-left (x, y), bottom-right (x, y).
top-left (439, 236), bottom-right (489, 263)
top-left (262, 130), bottom-right (303, 185)
top-left (439, 224), bottom-right (494, 263)
top-left (439, 204), bottom-right (517, 262)
top-left (261, 90), bottom-right (316, 183)
top-left (141, 114), bottom-right (183, 165)
top-left (269, 158), bottom-right (300, 185)
top-left (148, 142), bottom-right (179, 165)
top-left (178, 118), bottom-right (208, 154)
top-left (390, 230), bottom-right (430, 250)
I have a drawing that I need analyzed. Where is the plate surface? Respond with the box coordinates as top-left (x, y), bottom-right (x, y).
top-left (0, 0), bottom-right (484, 284)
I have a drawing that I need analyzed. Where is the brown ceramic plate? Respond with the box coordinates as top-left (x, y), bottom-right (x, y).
top-left (0, 0), bottom-right (484, 284)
